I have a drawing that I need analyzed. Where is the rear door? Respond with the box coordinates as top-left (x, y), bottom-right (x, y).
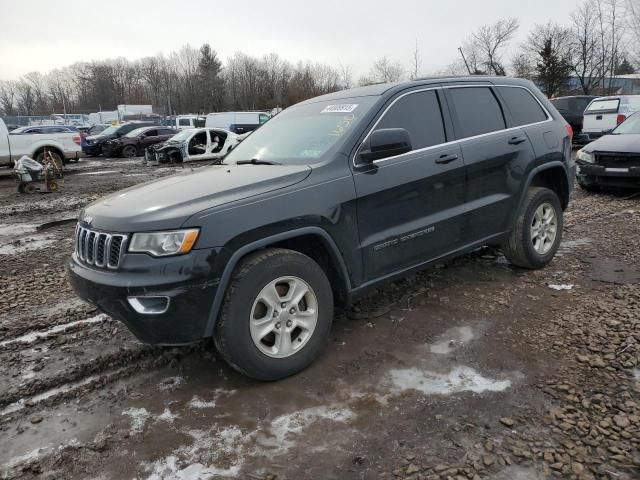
top-left (583, 98), bottom-right (620, 133)
top-left (139, 129), bottom-right (159, 149)
top-left (353, 87), bottom-right (467, 280)
top-left (444, 84), bottom-right (536, 242)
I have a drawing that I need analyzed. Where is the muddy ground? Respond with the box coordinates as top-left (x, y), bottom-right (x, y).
top-left (0, 156), bottom-right (638, 480)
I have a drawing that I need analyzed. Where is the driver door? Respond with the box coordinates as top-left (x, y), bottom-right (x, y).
top-left (185, 131), bottom-right (210, 161)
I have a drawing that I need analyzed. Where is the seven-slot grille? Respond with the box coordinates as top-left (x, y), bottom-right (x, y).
top-left (75, 225), bottom-right (127, 269)
top-left (595, 153), bottom-right (640, 168)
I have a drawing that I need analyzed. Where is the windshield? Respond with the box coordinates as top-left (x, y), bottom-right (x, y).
top-left (613, 113), bottom-right (640, 134)
top-left (224, 97), bottom-right (377, 165)
top-left (125, 127), bottom-right (150, 138)
top-left (99, 125), bottom-right (120, 136)
top-left (168, 129), bottom-right (196, 142)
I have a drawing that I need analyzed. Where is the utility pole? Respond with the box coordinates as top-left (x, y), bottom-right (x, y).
top-left (458, 47), bottom-right (472, 75)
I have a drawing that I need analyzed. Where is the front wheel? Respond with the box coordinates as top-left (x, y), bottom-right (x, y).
top-left (214, 248), bottom-right (333, 381)
top-left (121, 145), bottom-right (137, 158)
top-left (502, 187), bottom-right (563, 269)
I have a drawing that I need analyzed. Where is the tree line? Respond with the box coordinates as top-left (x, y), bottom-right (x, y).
top-left (1, 0), bottom-right (639, 117)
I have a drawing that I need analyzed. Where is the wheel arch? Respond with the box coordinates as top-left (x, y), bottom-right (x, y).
top-left (32, 145), bottom-right (64, 161)
top-left (203, 227), bottom-right (351, 337)
top-left (516, 162), bottom-right (570, 217)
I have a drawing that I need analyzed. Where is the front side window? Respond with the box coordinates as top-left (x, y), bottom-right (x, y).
top-left (497, 86), bottom-right (548, 126)
top-left (259, 114), bottom-right (270, 124)
top-left (374, 90), bottom-right (446, 150)
top-left (448, 87), bottom-right (506, 138)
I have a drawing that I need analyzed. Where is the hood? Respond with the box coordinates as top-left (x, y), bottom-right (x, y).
top-left (82, 164), bottom-right (312, 232)
top-left (586, 134), bottom-right (640, 154)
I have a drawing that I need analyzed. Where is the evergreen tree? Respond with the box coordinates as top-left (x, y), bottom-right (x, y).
top-left (197, 44), bottom-right (224, 113)
top-left (535, 39), bottom-right (571, 97)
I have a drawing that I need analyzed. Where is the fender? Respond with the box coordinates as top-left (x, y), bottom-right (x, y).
top-left (203, 226), bottom-right (351, 337)
top-left (509, 160), bottom-right (570, 226)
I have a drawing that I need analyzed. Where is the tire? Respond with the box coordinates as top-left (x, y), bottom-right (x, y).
top-left (214, 248), bottom-right (333, 381)
top-left (502, 187), bottom-right (563, 269)
top-left (121, 145), bottom-right (137, 158)
top-left (35, 151), bottom-right (63, 171)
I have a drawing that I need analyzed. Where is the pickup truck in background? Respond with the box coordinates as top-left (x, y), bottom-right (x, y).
top-left (0, 118), bottom-right (82, 167)
top-left (582, 95), bottom-right (640, 142)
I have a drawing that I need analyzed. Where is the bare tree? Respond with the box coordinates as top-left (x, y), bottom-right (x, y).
top-left (360, 57), bottom-right (404, 86)
top-left (570, 0), bottom-right (604, 94)
top-left (628, 0), bottom-right (640, 64)
top-left (471, 18), bottom-right (520, 75)
top-left (511, 53), bottom-right (536, 80)
top-left (411, 40), bottom-right (421, 80)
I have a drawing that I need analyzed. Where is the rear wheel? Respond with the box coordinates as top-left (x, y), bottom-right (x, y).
top-left (121, 145), bottom-right (137, 158)
top-left (502, 187), bottom-right (563, 269)
top-left (35, 151), bottom-right (63, 171)
top-left (214, 248), bottom-right (333, 381)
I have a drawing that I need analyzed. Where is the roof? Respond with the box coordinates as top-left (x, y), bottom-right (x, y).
top-left (298, 75), bottom-right (534, 105)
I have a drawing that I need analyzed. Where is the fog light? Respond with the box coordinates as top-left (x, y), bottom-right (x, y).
top-left (127, 296), bottom-right (170, 315)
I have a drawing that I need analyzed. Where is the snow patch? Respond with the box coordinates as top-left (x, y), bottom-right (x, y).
top-left (0, 223), bottom-right (38, 237)
top-left (258, 406), bottom-right (355, 456)
top-left (429, 326), bottom-right (474, 354)
top-left (77, 170), bottom-right (120, 176)
top-left (187, 396), bottom-right (217, 409)
top-left (144, 426), bottom-right (246, 479)
top-left (157, 408), bottom-right (179, 424)
top-left (548, 284), bottom-right (575, 291)
top-left (387, 366), bottom-right (512, 396)
top-left (123, 407), bottom-right (151, 434)
top-left (634, 369), bottom-right (640, 382)
top-left (0, 236), bottom-right (56, 255)
top-left (158, 376), bottom-right (186, 391)
top-left (0, 314), bottom-right (107, 347)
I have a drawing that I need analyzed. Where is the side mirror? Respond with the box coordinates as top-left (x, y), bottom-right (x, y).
top-left (359, 128), bottom-right (412, 163)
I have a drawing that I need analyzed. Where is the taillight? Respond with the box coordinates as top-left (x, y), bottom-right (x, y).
top-left (565, 124), bottom-right (573, 139)
top-left (616, 114), bottom-right (626, 125)
top-left (72, 135), bottom-right (81, 145)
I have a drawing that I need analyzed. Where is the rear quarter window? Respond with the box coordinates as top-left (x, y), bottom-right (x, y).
top-left (585, 99), bottom-right (620, 114)
top-left (448, 86), bottom-right (506, 138)
top-left (497, 86), bottom-right (548, 126)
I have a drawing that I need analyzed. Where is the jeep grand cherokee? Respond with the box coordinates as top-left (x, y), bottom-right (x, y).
top-left (69, 76), bottom-right (575, 380)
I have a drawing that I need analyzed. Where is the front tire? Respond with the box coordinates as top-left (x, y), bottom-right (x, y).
top-left (121, 145), bottom-right (137, 158)
top-left (214, 248), bottom-right (333, 381)
top-left (502, 187), bottom-right (563, 269)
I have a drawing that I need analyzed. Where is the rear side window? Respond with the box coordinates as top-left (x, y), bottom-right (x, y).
top-left (375, 90), bottom-right (446, 150)
top-left (448, 87), bottom-right (506, 138)
top-left (178, 118), bottom-right (191, 126)
top-left (497, 86), bottom-right (548, 126)
top-left (551, 98), bottom-right (568, 112)
top-left (585, 99), bottom-right (619, 113)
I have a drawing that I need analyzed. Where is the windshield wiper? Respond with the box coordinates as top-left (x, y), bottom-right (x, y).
top-left (235, 158), bottom-right (282, 165)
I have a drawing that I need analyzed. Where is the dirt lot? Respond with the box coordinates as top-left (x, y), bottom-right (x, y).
top-left (0, 156), bottom-right (638, 480)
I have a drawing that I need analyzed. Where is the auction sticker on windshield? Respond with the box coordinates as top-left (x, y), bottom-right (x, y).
top-left (321, 104), bottom-right (358, 113)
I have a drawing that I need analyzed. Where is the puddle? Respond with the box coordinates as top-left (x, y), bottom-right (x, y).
top-left (634, 369), bottom-right (640, 382)
top-left (76, 170), bottom-right (120, 176)
top-left (387, 366), bottom-right (512, 396)
top-left (429, 326), bottom-right (475, 354)
top-left (0, 314), bottom-right (107, 347)
top-left (589, 257), bottom-right (640, 284)
top-left (0, 236), bottom-right (56, 255)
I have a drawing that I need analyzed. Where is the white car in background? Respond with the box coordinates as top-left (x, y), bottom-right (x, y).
top-left (205, 111), bottom-right (270, 134)
top-left (144, 127), bottom-right (241, 164)
top-left (582, 95), bottom-right (640, 142)
top-left (0, 118), bottom-right (82, 167)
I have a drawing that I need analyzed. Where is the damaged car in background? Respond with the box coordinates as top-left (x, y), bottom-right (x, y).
top-left (576, 111), bottom-right (640, 190)
top-left (144, 127), bottom-right (241, 164)
top-left (102, 126), bottom-right (178, 158)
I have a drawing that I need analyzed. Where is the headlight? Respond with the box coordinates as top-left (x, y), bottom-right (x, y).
top-left (129, 229), bottom-right (199, 257)
top-left (576, 149), bottom-right (594, 163)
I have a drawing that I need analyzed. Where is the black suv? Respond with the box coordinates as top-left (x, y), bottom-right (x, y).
top-left (82, 122), bottom-right (158, 156)
top-left (549, 95), bottom-right (596, 146)
top-left (69, 77), bottom-right (575, 380)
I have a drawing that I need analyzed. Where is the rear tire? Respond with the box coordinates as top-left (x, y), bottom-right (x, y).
top-left (502, 187), bottom-right (563, 269)
top-left (35, 151), bottom-right (63, 171)
top-left (214, 248), bottom-right (333, 381)
top-left (121, 145), bottom-right (137, 158)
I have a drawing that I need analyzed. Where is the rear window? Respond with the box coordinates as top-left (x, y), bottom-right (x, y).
top-left (585, 99), bottom-right (620, 113)
top-left (448, 87), bottom-right (506, 138)
top-left (497, 86), bottom-right (548, 126)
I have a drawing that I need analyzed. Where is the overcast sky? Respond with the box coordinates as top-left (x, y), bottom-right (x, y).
top-left (1, 0), bottom-right (583, 80)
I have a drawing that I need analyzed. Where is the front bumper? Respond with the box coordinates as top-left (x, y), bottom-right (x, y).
top-left (68, 247), bottom-right (222, 345)
top-left (576, 161), bottom-right (640, 188)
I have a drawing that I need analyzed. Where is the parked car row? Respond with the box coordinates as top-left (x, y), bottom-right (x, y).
top-left (144, 128), bottom-right (243, 164)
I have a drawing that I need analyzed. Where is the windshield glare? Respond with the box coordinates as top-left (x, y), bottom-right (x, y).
top-left (125, 127), bottom-right (149, 138)
top-left (224, 97), bottom-right (376, 165)
top-left (613, 113), bottom-right (640, 134)
top-left (100, 125), bottom-right (120, 136)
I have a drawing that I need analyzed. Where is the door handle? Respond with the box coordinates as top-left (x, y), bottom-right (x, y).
top-left (508, 136), bottom-right (527, 145)
top-left (435, 153), bottom-right (458, 164)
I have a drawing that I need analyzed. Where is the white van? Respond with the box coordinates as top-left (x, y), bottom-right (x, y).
top-left (204, 111), bottom-right (270, 134)
top-left (582, 95), bottom-right (640, 141)
top-left (167, 115), bottom-right (206, 131)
